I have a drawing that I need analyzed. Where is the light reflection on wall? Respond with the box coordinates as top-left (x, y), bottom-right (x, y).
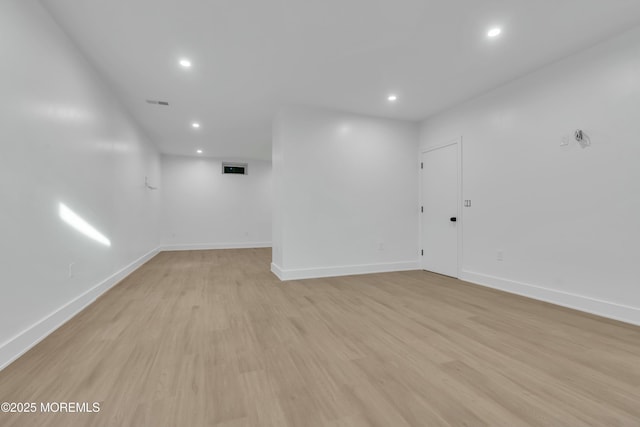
top-left (338, 123), bottom-right (351, 135)
top-left (31, 103), bottom-right (95, 124)
top-left (94, 139), bottom-right (132, 154)
top-left (59, 203), bottom-right (111, 247)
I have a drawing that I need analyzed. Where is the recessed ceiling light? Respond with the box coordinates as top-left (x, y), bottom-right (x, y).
top-left (388, 94), bottom-right (398, 102)
top-left (191, 122), bottom-right (200, 129)
top-left (487, 27), bottom-right (502, 38)
top-left (196, 149), bottom-right (203, 154)
top-left (179, 59), bottom-right (192, 68)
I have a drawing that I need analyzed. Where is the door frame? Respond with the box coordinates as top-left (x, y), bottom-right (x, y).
top-left (419, 137), bottom-right (463, 277)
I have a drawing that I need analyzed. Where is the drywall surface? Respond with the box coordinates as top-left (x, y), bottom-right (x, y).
top-left (272, 114), bottom-right (285, 267)
top-left (273, 106), bottom-right (420, 279)
top-left (420, 26), bottom-right (640, 324)
top-left (160, 155), bottom-right (272, 249)
top-left (0, 0), bottom-right (161, 368)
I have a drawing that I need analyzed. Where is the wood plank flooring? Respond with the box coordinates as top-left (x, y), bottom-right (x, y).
top-left (1, 248), bottom-right (640, 426)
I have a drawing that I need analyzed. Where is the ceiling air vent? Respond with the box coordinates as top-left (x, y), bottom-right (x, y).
top-left (222, 162), bottom-right (248, 175)
top-left (146, 99), bottom-right (169, 106)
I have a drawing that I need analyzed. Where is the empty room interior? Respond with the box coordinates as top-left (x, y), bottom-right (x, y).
top-left (2, 0), bottom-right (640, 425)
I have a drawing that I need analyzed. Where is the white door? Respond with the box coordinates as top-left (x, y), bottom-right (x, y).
top-left (421, 142), bottom-right (459, 277)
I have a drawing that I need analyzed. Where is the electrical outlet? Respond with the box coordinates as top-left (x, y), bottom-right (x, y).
top-left (244, 231), bottom-right (249, 237)
top-left (378, 242), bottom-right (385, 251)
top-left (497, 250), bottom-right (503, 261)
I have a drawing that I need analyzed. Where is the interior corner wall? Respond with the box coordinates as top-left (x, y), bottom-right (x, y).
top-left (0, 0), bottom-right (162, 370)
top-left (272, 113), bottom-right (285, 268)
top-left (272, 106), bottom-right (420, 280)
top-left (420, 26), bottom-right (640, 325)
top-left (160, 155), bottom-right (272, 250)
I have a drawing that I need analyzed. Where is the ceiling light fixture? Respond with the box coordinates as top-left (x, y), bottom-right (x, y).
top-left (179, 59), bottom-right (192, 68)
top-left (487, 27), bottom-right (502, 38)
top-left (196, 149), bottom-right (203, 154)
top-left (388, 94), bottom-right (398, 102)
top-left (192, 122), bottom-right (200, 129)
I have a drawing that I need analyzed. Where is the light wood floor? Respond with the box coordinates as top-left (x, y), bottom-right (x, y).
top-left (1, 249), bottom-right (640, 426)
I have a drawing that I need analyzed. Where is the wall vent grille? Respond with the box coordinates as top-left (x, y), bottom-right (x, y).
top-left (222, 162), bottom-right (248, 175)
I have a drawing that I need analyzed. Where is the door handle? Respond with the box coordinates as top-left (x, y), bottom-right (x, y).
top-left (450, 217), bottom-right (457, 222)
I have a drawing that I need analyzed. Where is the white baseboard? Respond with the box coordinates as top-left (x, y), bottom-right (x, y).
top-left (161, 242), bottom-right (272, 251)
top-left (460, 270), bottom-right (640, 327)
top-left (0, 247), bottom-right (160, 372)
top-left (271, 261), bottom-right (419, 281)
top-left (270, 263), bottom-right (285, 280)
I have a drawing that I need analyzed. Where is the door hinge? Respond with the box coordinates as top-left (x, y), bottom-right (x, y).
top-left (420, 162), bottom-right (423, 169)
top-left (421, 250), bottom-right (424, 256)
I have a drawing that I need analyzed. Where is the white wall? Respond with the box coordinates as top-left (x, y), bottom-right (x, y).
top-left (273, 106), bottom-right (420, 280)
top-left (161, 155), bottom-right (272, 249)
top-left (0, 0), bottom-right (161, 369)
top-left (420, 26), bottom-right (640, 325)
top-left (272, 112), bottom-right (285, 268)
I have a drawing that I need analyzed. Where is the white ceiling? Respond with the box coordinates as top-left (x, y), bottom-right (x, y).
top-left (42, 0), bottom-right (640, 160)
